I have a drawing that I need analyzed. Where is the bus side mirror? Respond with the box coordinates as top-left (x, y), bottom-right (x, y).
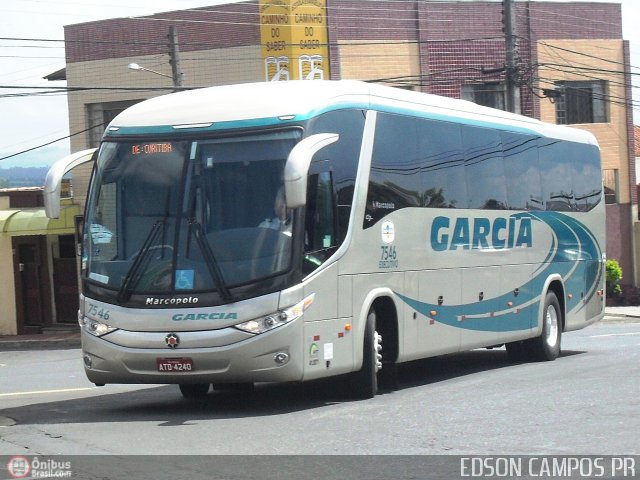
top-left (284, 133), bottom-right (339, 208)
top-left (44, 148), bottom-right (97, 218)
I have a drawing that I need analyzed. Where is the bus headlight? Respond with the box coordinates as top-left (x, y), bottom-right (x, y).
top-left (235, 293), bottom-right (315, 335)
top-left (79, 315), bottom-right (118, 337)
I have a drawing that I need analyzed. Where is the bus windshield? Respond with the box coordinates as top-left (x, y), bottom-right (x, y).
top-left (83, 130), bottom-right (302, 300)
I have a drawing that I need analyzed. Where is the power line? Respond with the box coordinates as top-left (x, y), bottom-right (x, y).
top-left (4, 39), bottom-right (638, 85)
top-left (0, 84), bottom-right (193, 96)
top-left (0, 122), bottom-right (105, 162)
top-left (0, 55), bottom-right (64, 59)
top-left (537, 63), bottom-right (640, 81)
top-left (0, 44), bottom-right (64, 49)
top-left (514, 12), bottom-right (621, 39)
top-left (4, 57), bottom-right (638, 100)
top-left (538, 41), bottom-right (638, 70)
top-left (0, 0), bottom-right (627, 45)
top-left (0, 35), bottom-right (507, 48)
top-left (516, 6), bottom-right (623, 30)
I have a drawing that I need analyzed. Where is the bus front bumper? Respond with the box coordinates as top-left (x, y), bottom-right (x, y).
top-left (80, 320), bottom-right (304, 385)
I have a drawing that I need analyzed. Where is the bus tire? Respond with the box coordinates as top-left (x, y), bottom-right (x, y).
top-left (352, 309), bottom-right (382, 399)
top-left (379, 361), bottom-right (398, 390)
top-left (507, 291), bottom-right (562, 362)
top-left (529, 291), bottom-right (562, 361)
top-left (179, 383), bottom-right (210, 398)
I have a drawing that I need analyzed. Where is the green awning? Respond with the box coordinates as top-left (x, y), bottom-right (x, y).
top-left (0, 201), bottom-right (80, 236)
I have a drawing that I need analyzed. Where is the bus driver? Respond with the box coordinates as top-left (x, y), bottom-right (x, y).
top-left (259, 188), bottom-right (291, 232)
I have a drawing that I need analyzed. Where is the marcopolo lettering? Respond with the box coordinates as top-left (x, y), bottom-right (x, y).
top-left (146, 297), bottom-right (199, 306)
top-left (173, 312), bottom-right (238, 321)
top-left (430, 216), bottom-right (533, 251)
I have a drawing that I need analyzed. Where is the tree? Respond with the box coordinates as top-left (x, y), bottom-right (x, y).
top-left (606, 259), bottom-right (623, 297)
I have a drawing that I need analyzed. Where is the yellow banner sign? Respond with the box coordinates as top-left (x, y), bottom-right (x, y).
top-left (260, 0), bottom-right (330, 81)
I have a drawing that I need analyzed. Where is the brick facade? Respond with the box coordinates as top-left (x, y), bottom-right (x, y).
top-left (65, 3), bottom-right (259, 63)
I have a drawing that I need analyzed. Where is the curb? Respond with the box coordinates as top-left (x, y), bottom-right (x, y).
top-left (604, 310), bottom-right (640, 320)
top-left (0, 337), bottom-right (80, 351)
top-left (603, 314), bottom-right (640, 320)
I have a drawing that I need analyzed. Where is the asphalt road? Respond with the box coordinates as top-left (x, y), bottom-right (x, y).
top-left (0, 318), bottom-right (638, 463)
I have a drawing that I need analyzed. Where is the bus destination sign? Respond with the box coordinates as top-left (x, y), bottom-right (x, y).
top-left (131, 143), bottom-right (173, 155)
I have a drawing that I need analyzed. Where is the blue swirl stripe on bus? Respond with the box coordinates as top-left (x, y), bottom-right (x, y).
top-left (395, 212), bottom-right (601, 333)
top-left (529, 212), bottom-right (602, 313)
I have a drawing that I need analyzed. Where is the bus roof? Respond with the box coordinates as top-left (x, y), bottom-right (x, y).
top-left (108, 80), bottom-right (597, 145)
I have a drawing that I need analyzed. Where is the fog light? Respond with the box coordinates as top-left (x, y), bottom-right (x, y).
top-left (274, 352), bottom-right (289, 365)
top-left (84, 354), bottom-right (93, 369)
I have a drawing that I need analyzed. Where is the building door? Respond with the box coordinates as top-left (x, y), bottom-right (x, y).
top-left (13, 236), bottom-right (52, 334)
top-left (53, 235), bottom-right (79, 323)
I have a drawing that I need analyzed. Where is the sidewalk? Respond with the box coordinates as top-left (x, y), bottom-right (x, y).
top-left (0, 307), bottom-right (639, 351)
top-left (0, 329), bottom-right (80, 350)
top-left (603, 305), bottom-right (640, 319)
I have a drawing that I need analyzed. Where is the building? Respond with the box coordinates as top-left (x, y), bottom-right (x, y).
top-left (58, 0), bottom-right (635, 288)
top-left (635, 125), bottom-right (640, 190)
top-left (0, 186), bottom-right (80, 334)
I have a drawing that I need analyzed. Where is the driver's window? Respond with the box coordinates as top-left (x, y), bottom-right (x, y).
top-left (91, 182), bottom-right (118, 260)
top-left (304, 170), bottom-right (336, 274)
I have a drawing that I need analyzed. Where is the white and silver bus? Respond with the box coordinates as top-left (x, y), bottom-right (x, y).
top-left (47, 80), bottom-right (605, 398)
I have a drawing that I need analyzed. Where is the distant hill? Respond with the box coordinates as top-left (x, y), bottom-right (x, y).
top-left (0, 166), bottom-right (49, 188)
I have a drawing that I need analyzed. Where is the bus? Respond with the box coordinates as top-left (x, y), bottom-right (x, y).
top-left (45, 80), bottom-right (605, 399)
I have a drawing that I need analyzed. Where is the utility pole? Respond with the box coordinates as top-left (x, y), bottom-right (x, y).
top-left (503, 0), bottom-right (519, 113)
top-left (168, 26), bottom-right (184, 89)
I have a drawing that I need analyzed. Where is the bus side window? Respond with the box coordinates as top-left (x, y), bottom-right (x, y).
top-left (306, 109), bottom-right (365, 243)
top-left (304, 170), bottom-right (337, 275)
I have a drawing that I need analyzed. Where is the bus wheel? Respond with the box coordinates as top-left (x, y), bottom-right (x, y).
top-left (352, 309), bottom-right (382, 399)
top-left (506, 292), bottom-right (562, 362)
top-left (530, 292), bottom-right (562, 361)
top-left (179, 383), bottom-right (210, 398)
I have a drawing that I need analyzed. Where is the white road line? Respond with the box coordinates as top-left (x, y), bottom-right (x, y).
top-left (590, 332), bottom-right (640, 338)
top-left (0, 387), bottom-right (94, 397)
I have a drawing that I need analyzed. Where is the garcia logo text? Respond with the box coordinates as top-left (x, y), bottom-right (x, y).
top-left (431, 216), bottom-right (533, 251)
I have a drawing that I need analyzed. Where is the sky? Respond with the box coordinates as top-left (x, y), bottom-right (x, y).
top-left (1, 0), bottom-right (639, 169)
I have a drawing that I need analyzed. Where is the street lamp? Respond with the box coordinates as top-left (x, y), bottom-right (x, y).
top-left (127, 62), bottom-right (173, 80)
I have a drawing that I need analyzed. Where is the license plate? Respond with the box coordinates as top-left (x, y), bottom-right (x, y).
top-left (156, 358), bottom-right (194, 372)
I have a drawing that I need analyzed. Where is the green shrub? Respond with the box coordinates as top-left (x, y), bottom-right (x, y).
top-left (606, 259), bottom-right (623, 296)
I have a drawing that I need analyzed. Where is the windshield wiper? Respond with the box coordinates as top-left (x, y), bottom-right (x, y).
top-left (117, 220), bottom-right (164, 302)
top-left (188, 219), bottom-right (233, 302)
